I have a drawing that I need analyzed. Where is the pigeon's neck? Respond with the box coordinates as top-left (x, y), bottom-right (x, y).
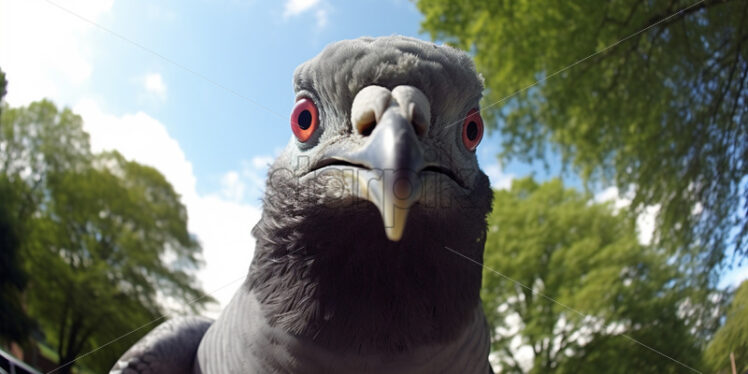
top-left (247, 203), bottom-right (489, 353)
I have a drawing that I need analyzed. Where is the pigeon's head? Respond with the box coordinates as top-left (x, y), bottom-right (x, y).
top-left (250, 36), bottom-right (493, 350)
top-left (264, 36), bottom-right (490, 241)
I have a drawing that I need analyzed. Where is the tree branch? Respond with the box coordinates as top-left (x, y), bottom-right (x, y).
top-left (56, 300), bottom-right (70, 364)
top-left (643, 0), bottom-right (736, 32)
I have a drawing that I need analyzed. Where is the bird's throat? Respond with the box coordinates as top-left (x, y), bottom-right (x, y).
top-left (247, 203), bottom-right (487, 353)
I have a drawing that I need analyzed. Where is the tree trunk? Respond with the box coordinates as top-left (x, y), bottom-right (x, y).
top-left (54, 358), bottom-right (74, 374)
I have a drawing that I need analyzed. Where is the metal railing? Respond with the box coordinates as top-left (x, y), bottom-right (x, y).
top-left (0, 348), bottom-right (42, 374)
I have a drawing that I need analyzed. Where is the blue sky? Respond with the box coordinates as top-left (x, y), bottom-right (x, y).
top-left (1, 0), bottom-right (744, 315)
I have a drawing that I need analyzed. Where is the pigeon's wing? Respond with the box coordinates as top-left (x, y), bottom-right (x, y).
top-left (110, 316), bottom-right (212, 374)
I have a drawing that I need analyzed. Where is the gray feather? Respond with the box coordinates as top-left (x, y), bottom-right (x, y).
top-left (110, 317), bottom-right (212, 374)
top-left (197, 289), bottom-right (492, 373)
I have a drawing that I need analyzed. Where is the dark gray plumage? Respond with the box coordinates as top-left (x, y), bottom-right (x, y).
top-left (111, 36), bottom-right (494, 374)
top-left (110, 317), bottom-right (211, 374)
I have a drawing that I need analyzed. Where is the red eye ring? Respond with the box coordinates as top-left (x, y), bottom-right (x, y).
top-left (290, 97), bottom-right (319, 142)
top-left (462, 108), bottom-right (483, 151)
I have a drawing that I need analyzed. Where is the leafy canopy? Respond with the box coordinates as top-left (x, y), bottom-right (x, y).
top-left (705, 280), bottom-right (748, 373)
top-left (417, 0), bottom-right (748, 273)
top-left (481, 178), bottom-right (707, 373)
top-left (0, 68), bottom-right (36, 345)
top-left (0, 99), bottom-right (213, 373)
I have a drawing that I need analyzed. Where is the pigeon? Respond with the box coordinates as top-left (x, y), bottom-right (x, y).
top-left (111, 35), bottom-right (494, 374)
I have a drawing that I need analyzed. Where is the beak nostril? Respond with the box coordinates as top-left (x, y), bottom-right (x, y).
top-left (357, 120), bottom-right (376, 136)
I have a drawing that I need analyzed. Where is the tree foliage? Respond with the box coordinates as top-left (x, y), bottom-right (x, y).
top-left (0, 68), bottom-right (36, 346)
top-left (417, 0), bottom-right (748, 272)
top-left (0, 174), bottom-right (35, 346)
top-left (705, 280), bottom-right (748, 373)
top-left (0, 69), bottom-right (6, 103)
top-left (0, 99), bottom-right (213, 373)
top-left (481, 179), bottom-right (710, 373)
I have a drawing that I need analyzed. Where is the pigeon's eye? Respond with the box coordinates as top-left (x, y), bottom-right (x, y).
top-left (291, 97), bottom-right (319, 142)
top-left (462, 108), bottom-right (483, 151)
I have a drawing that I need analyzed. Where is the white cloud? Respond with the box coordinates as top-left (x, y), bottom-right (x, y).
top-left (220, 171), bottom-right (246, 202)
top-left (75, 99), bottom-right (196, 199)
top-left (720, 264), bottom-right (748, 289)
top-left (593, 186), bottom-right (631, 211)
top-left (0, 0), bottom-right (113, 106)
top-left (315, 9), bottom-right (328, 28)
top-left (240, 155), bottom-right (274, 203)
top-left (283, 0), bottom-right (319, 17)
top-left (251, 155), bottom-right (274, 169)
top-left (143, 73), bottom-right (167, 100)
top-left (483, 163), bottom-right (514, 190)
top-left (635, 205), bottom-right (659, 246)
top-left (593, 186), bottom-right (658, 245)
top-left (188, 194), bottom-right (259, 318)
top-left (282, 0), bottom-right (330, 29)
top-left (75, 99), bottom-right (261, 318)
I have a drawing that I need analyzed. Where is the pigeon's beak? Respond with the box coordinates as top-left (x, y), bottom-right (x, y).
top-left (352, 107), bottom-right (424, 241)
top-left (319, 106), bottom-right (425, 241)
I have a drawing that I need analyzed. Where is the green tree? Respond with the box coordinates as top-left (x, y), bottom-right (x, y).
top-left (0, 174), bottom-right (35, 347)
top-left (0, 68), bottom-right (6, 104)
top-left (481, 178), bottom-right (707, 373)
top-left (0, 68), bottom-right (36, 347)
top-left (705, 280), bottom-right (748, 373)
top-left (1, 100), bottom-right (213, 373)
top-left (417, 0), bottom-right (748, 273)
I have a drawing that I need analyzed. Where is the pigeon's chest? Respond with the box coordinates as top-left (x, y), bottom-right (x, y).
top-left (195, 290), bottom-right (492, 374)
